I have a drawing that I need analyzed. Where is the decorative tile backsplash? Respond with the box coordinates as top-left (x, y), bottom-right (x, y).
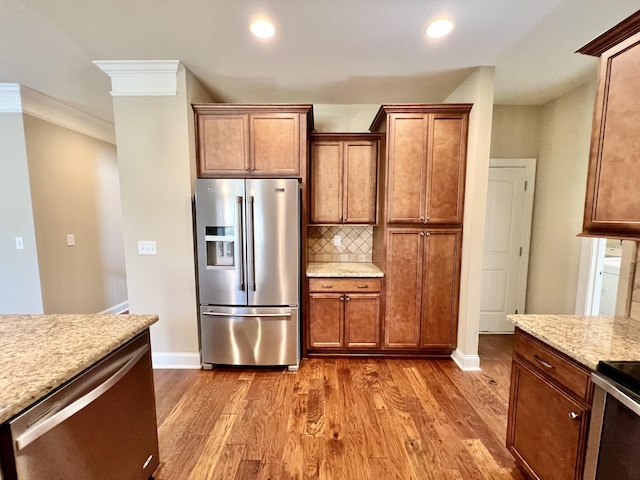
top-left (308, 226), bottom-right (373, 263)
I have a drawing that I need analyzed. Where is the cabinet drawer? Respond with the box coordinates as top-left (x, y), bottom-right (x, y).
top-left (308, 278), bottom-right (381, 293)
top-left (514, 330), bottom-right (592, 401)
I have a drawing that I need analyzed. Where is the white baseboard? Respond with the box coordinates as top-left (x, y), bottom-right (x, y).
top-left (98, 301), bottom-right (129, 315)
top-left (152, 352), bottom-right (201, 369)
top-left (451, 349), bottom-right (481, 371)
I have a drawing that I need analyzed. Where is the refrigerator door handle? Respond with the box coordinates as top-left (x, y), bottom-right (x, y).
top-left (236, 196), bottom-right (245, 291)
top-left (247, 195), bottom-right (256, 291)
top-left (202, 311), bottom-right (292, 318)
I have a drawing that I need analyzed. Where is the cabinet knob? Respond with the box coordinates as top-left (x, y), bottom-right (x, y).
top-left (345, 297), bottom-right (351, 302)
top-left (340, 297), bottom-right (345, 301)
top-left (419, 232), bottom-right (425, 237)
top-left (420, 216), bottom-right (426, 221)
top-left (244, 166), bottom-right (250, 171)
top-left (426, 232), bottom-right (431, 237)
top-left (568, 412), bottom-right (580, 420)
top-left (426, 216), bottom-right (431, 222)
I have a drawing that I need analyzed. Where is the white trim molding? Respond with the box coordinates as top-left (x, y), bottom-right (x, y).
top-left (93, 60), bottom-right (181, 96)
top-left (0, 83), bottom-right (22, 112)
top-left (0, 83), bottom-right (116, 144)
top-left (451, 349), bottom-right (482, 371)
top-left (152, 352), bottom-right (201, 369)
top-left (98, 301), bottom-right (129, 315)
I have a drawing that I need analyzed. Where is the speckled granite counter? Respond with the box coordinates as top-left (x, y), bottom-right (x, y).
top-left (306, 262), bottom-right (384, 278)
top-left (507, 314), bottom-right (640, 370)
top-left (0, 314), bottom-right (158, 424)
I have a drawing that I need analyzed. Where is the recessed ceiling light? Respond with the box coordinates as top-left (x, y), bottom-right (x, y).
top-left (426, 18), bottom-right (454, 38)
top-left (250, 19), bottom-right (275, 39)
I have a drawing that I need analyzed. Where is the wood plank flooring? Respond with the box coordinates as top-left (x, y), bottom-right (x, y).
top-left (152, 335), bottom-right (525, 479)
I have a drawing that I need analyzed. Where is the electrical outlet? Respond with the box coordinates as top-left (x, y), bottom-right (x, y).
top-left (66, 234), bottom-right (76, 247)
top-left (138, 241), bottom-right (157, 255)
top-left (333, 235), bottom-right (341, 247)
top-left (15, 237), bottom-right (24, 250)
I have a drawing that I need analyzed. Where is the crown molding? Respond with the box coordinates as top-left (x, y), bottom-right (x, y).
top-left (0, 83), bottom-right (23, 112)
top-left (93, 60), bottom-right (181, 96)
top-left (0, 83), bottom-right (116, 144)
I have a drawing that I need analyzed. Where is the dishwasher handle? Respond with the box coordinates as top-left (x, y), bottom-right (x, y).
top-left (14, 343), bottom-right (149, 451)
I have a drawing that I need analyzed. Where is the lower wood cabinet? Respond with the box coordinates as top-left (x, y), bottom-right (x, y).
top-left (507, 329), bottom-right (593, 480)
top-left (384, 228), bottom-right (461, 351)
top-left (308, 278), bottom-right (381, 351)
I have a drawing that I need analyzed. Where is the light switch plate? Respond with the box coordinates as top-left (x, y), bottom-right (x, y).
top-left (138, 241), bottom-right (157, 255)
top-left (15, 237), bottom-right (24, 250)
top-left (66, 234), bottom-right (75, 247)
top-left (333, 235), bottom-right (341, 247)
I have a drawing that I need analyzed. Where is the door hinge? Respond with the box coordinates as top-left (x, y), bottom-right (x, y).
top-left (519, 246), bottom-right (523, 256)
top-left (525, 180), bottom-right (528, 191)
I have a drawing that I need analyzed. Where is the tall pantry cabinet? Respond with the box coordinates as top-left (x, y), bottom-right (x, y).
top-left (370, 104), bottom-right (471, 353)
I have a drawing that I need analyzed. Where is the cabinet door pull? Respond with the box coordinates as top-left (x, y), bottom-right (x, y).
top-left (357, 284), bottom-right (369, 289)
top-left (345, 297), bottom-right (351, 302)
top-left (568, 412), bottom-right (580, 420)
top-left (533, 355), bottom-right (555, 369)
top-left (340, 296), bottom-right (345, 302)
top-left (321, 285), bottom-right (333, 289)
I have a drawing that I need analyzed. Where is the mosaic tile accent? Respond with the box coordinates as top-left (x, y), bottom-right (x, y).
top-left (308, 226), bottom-right (373, 263)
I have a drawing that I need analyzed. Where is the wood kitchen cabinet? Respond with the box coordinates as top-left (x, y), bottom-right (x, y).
top-left (370, 105), bottom-right (471, 226)
top-left (507, 329), bottom-right (593, 480)
top-left (193, 104), bottom-right (313, 178)
top-left (308, 278), bottom-right (382, 351)
top-left (310, 133), bottom-right (380, 224)
top-left (578, 12), bottom-right (640, 238)
top-left (384, 228), bottom-right (461, 350)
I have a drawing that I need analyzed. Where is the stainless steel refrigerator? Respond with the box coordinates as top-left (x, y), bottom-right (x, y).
top-left (195, 178), bottom-right (300, 370)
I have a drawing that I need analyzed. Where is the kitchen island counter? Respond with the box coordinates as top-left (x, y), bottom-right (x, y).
top-left (0, 314), bottom-right (158, 424)
top-left (306, 262), bottom-right (384, 278)
top-left (507, 314), bottom-right (640, 370)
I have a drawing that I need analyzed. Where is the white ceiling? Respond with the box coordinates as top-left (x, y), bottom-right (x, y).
top-left (1, 0), bottom-right (638, 124)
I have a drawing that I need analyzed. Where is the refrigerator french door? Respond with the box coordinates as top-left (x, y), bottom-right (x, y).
top-left (195, 178), bottom-right (300, 369)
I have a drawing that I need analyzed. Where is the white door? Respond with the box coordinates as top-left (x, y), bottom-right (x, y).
top-left (480, 160), bottom-right (535, 333)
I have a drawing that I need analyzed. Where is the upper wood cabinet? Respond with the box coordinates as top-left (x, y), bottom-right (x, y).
top-left (193, 104), bottom-right (313, 178)
top-left (370, 105), bottom-right (471, 226)
top-left (310, 133), bottom-right (380, 224)
top-left (578, 12), bottom-right (640, 238)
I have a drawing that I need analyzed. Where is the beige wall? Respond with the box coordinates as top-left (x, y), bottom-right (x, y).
top-left (23, 115), bottom-right (126, 313)
top-left (0, 113), bottom-right (43, 313)
top-left (313, 104), bottom-right (381, 132)
top-left (490, 105), bottom-right (542, 158)
top-left (445, 66), bottom-right (495, 365)
top-left (112, 67), bottom-right (214, 362)
top-left (526, 80), bottom-right (597, 314)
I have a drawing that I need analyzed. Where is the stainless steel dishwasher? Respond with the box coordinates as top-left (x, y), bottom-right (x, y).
top-left (0, 331), bottom-right (159, 480)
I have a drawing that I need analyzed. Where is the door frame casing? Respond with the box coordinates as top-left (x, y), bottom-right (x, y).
top-left (480, 158), bottom-right (537, 332)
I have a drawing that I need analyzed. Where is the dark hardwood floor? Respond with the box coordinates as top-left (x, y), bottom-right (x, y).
top-left (152, 335), bottom-right (524, 480)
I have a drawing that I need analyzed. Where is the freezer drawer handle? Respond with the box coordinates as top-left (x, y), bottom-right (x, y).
top-left (236, 196), bottom-right (246, 291)
top-left (14, 344), bottom-right (149, 451)
top-left (202, 311), bottom-right (292, 318)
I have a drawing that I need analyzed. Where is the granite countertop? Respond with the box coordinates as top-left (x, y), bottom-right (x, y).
top-left (507, 314), bottom-right (640, 370)
top-left (0, 314), bottom-right (158, 424)
top-left (307, 262), bottom-right (384, 278)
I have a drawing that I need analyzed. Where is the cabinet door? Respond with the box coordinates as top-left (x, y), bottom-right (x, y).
top-left (507, 359), bottom-right (590, 480)
top-left (386, 114), bottom-right (427, 223)
top-left (345, 293), bottom-right (381, 348)
top-left (197, 114), bottom-right (249, 176)
top-left (310, 141), bottom-right (343, 223)
top-left (250, 113), bottom-right (301, 176)
top-left (309, 293), bottom-right (344, 348)
top-left (384, 229), bottom-right (423, 348)
top-left (425, 114), bottom-right (467, 225)
top-left (583, 33), bottom-right (640, 236)
top-left (421, 229), bottom-right (461, 348)
top-left (344, 140), bottom-right (378, 224)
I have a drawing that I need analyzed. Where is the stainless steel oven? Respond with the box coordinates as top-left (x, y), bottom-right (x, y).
top-left (584, 363), bottom-right (640, 479)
